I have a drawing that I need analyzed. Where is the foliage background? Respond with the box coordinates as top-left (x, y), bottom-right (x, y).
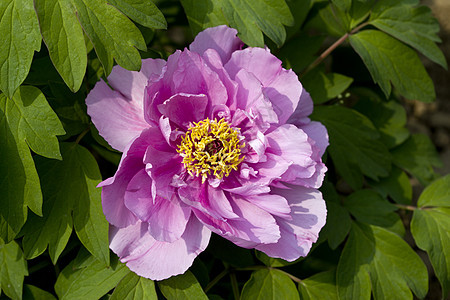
top-left (0, 0), bottom-right (449, 299)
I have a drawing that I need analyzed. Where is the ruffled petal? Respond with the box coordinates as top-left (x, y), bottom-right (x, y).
top-left (288, 90), bottom-right (314, 125)
top-left (124, 169), bottom-right (153, 222)
top-left (256, 186), bottom-right (327, 261)
top-left (86, 80), bottom-right (150, 152)
top-left (157, 93), bottom-right (208, 129)
top-left (108, 58), bottom-right (166, 105)
top-left (189, 25), bottom-right (243, 64)
top-left (110, 216), bottom-right (211, 281)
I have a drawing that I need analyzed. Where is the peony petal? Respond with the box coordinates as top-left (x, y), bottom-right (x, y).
top-left (225, 47), bottom-right (282, 86)
top-left (147, 195), bottom-right (192, 242)
top-left (157, 93), bottom-right (208, 129)
top-left (288, 90), bottom-right (314, 125)
top-left (246, 193), bottom-right (291, 218)
top-left (110, 216), bottom-right (211, 280)
top-left (256, 186), bottom-right (327, 261)
top-left (301, 121), bottom-right (329, 157)
top-left (108, 58), bottom-right (166, 105)
top-left (263, 69), bottom-right (302, 124)
top-left (189, 25), bottom-right (243, 64)
top-left (124, 169), bottom-right (153, 222)
top-left (86, 80), bottom-right (150, 152)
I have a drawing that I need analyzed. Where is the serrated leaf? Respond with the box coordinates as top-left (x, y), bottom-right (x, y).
top-left (0, 240), bottom-right (28, 300)
top-left (370, 1), bottom-right (447, 69)
top-left (111, 272), bottom-right (157, 300)
top-left (391, 134), bottom-right (442, 186)
top-left (353, 88), bottom-right (409, 149)
top-left (23, 285), bottom-right (57, 300)
top-left (55, 252), bottom-right (129, 300)
top-left (72, 0), bottom-right (146, 75)
top-left (412, 206), bottom-right (450, 299)
top-left (369, 166), bottom-right (412, 205)
top-left (302, 69), bottom-right (353, 104)
top-left (241, 269), bottom-right (299, 300)
top-left (181, 0), bottom-right (293, 47)
top-left (108, 0), bottom-right (166, 29)
top-left (21, 143), bottom-right (109, 265)
top-left (311, 105), bottom-right (391, 190)
top-left (0, 0), bottom-right (41, 98)
top-left (298, 269), bottom-right (338, 300)
top-left (0, 86), bottom-right (64, 242)
top-left (349, 30), bottom-right (435, 102)
top-left (34, 0), bottom-right (87, 92)
top-left (158, 271), bottom-right (208, 300)
top-left (337, 222), bottom-right (428, 299)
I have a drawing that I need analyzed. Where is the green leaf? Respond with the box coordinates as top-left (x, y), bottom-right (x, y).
top-left (352, 88), bottom-right (409, 149)
top-left (34, 0), bottom-right (87, 92)
top-left (181, 0), bottom-right (294, 47)
top-left (344, 190), bottom-right (404, 236)
top-left (278, 34), bottom-right (324, 72)
top-left (21, 143), bottom-right (109, 265)
top-left (337, 222), bottom-right (428, 299)
top-left (0, 86), bottom-right (64, 242)
top-left (298, 269), bottom-right (338, 300)
top-left (369, 166), bottom-right (412, 205)
top-left (0, 240), bottom-right (28, 300)
top-left (311, 105), bottom-right (391, 190)
top-left (241, 269), bottom-right (300, 300)
top-left (55, 252), bottom-right (129, 300)
top-left (255, 251), bottom-right (293, 268)
top-left (111, 272), bottom-right (157, 300)
top-left (391, 134), bottom-right (442, 186)
top-left (417, 174), bottom-right (450, 208)
top-left (0, 0), bottom-right (41, 98)
top-left (411, 174), bottom-right (450, 298)
top-left (370, 1), bottom-right (447, 69)
top-left (411, 207), bottom-right (450, 298)
top-left (72, 0), bottom-right (146, 75)
top-left (158, 271), bottom-right (208, 300)
top-left (108, 0), bottom-right (166, 29)
top-left (336, 222), bottom-right (373, 300)
top-left (349, 30), bottom-right (435, 102)
top-left (319, 182), bottom-right (351, 249)
top-left (302, 69), bottom-right (353, 104)
top-left (23, 285), bottom-right (57, 300)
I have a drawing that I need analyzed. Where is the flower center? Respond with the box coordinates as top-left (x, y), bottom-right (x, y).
top-left (177, 118), bottom-right (244, 183)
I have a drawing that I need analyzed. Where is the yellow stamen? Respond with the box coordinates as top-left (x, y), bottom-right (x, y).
top-left (177, 118), bottom-right (244, 183)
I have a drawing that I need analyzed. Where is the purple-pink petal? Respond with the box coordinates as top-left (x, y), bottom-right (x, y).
top-left (110, 217), bottom-right (211, 280)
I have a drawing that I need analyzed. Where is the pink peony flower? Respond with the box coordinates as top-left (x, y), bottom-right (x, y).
top-left (86, 25), bottom-right (328, 280)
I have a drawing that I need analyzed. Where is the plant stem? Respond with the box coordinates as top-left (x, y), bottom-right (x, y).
top-left (75, 127), bottom-right (90, 144)
top-left (230, 271), bottom-right (240, 300)
top-left (205, 268), bottom-right (229, 293)
top-left (300, 21), bottom-right (369, 78)
top-left (395, 204), bottom-right (417, 211)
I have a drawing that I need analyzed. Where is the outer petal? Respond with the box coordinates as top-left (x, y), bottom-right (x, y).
top-left (288, 90), bottom-right (314, 125)
top-left (108, 58), bottom-right (166, 105)
top-left (110, 216), bottom-right (211, 280)
top-left (225, 47), bottom-right (282, 86)
top-left (301, 121), bottom-right (329, 157)
top-left (189, 25), bottom-right (243, 64)
top-left (86, 80), bottom-right (150, 152)
top-left (256, 186), bottom-right (327, 261)
top-left (124, 169), bottom-right (153, 222)
top-left (263, 69), bottom-right (302, 124)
